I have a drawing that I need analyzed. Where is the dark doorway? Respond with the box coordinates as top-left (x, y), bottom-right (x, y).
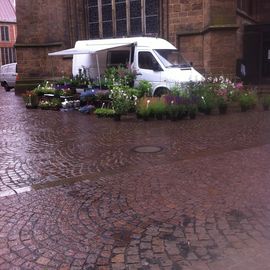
top-left (262, 39), bottom-right (270, 78)
top-left (243, 24), bottom-right (270, 84)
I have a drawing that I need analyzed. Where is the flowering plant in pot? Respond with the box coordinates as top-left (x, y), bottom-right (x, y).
top-left (32, 81), bottom-right (56, 96)
top-left (198, 91), bottom-right (216, 115)
top-left (109, 85), bottom-right (137, 120)
top-left (38, 98), bottom-right (61, 110)
top-left (191, 80), bottom-right (216, 115)
top-left (103, 66), bottom-right (136, 89)
top-left (136, 98), bottom-right (152, 121)
top-left (22, 91), bottom-right (39, 108)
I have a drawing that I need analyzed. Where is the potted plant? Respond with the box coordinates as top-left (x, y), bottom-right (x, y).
top-left (109, 85), bottom-right (137, 120)
top-left (32, 81), bottom-right (56, 96)
top-left (238, 91), bottom-right (257, 112)
top-left (38, 100), bottom-right (51, 110)
top-left (187, 104), bottom-right (198, 119)
top-left (50, 98), bottom-right (62, 110)
top-left (198, 92), bottom-right (216, 115)
top-left (137, 105), bottom-right (151, 121)
top-left (167, 103), bottom-right (181, 121)
top-left (150, 100), bottom-right (166, 120)
top-left (136, 98), bottom-right (152, 121)
top-left (94, 108), bottom-right (115, 118)
top-left (260, 95), bottom-right (270, 111)
top-left (135, 80), bottom-right (152, 98)
top-left (217, 97), bottom-right (228, 114)
top-left (22, 91), bottom-right (39, 108)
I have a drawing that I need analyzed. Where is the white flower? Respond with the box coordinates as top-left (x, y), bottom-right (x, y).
top-left (219, 76), bottom-right (224, 82)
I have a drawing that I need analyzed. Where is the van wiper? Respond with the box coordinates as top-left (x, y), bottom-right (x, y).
top-left (179, 64), bottom-right (191, 69)
top-left (167, 64), bottom-right (191, 69)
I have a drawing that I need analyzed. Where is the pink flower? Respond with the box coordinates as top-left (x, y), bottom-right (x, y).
top-left (235, 82), bottom-right (243, 89)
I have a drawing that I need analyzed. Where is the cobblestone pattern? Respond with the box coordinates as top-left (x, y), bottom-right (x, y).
top-left (1, 89), bottom-right (270, 193)
top-left (1, 88), bottom-right (270, 269)
top-left (1, 145), bottom-right (270, 269)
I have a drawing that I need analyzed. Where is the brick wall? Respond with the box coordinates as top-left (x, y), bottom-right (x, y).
top-left (258, 2), bottom-right (270, 23)
top-left (15, 0), bottom-right (86, 92)
top-left (168, 0), bottom-right (237, 76)
top-left (167, 0), bottom-right (204, 46)
top-left (204, 30), bottom-right (236, 77)
top-left (15, 0), bottom-right (270, 92)
top-left (178, 35), bottom-right (204, 73)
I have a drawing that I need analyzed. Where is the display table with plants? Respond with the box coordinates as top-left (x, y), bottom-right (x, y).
top-left (22, 69), bottom-right (261, 121)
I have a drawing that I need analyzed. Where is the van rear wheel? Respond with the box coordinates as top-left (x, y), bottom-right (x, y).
top-left (154, 87), bottom-right (169, 97)
top-left (2, 82), bottom-right (11, 92)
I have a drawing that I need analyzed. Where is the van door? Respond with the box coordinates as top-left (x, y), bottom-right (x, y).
top-left (134, 50), bottom-right (163, 89)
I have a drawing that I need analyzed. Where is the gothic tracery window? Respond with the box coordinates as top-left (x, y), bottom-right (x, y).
top-left (87, 0), bottom-right (160, 38)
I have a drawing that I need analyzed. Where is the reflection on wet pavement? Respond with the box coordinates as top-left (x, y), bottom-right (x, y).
top-left (1, 88), bottom-right (270, 269)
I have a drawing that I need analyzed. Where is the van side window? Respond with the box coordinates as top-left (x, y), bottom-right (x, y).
top-left (107, 50), bottom-right (130, 67)
top-left (138, 51), bottom-right (161, 70)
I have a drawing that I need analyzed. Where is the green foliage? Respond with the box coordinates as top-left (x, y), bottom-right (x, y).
top-left (187, 104), bottom-right (198, 119)
top-left (135, 80), bottom-right (152, 98)
top-left (167, 104), bottom-right (187, 120)
top-left (70, 67), bottom-right (91, 88)
top-left (260, 95), bottom-right (270, 107)
top-left (50, 98), bottom-right (62, 108)
top-left (198, 90), bottom-right (217, 114)
top-left (22, 91), bottom-right (39, 107)
top-left (238, 90), bottom-right (257, 111)
top-left (54, 76), bottom-right (72, 86)
top-left (38, 98), bottom-right (61, 110)
top-left (32, 81), bottom-right (56, 96)
top-left (149, 101), bottom-right (166, 119)
top-left (170, 83), bottom-right (185, 96)
top-left (103, 66), bottom-right (136, 89)
top-left (94, 108), bottom-right (115, 118)
top-left (109, 85), bottom-right (137, 115)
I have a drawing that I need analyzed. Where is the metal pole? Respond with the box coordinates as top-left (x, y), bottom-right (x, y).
top-left (95, 53), bottom-right (101, 89)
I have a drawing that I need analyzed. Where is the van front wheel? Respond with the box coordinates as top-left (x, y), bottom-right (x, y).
top-left (153, 87), bottom-right (169, 97)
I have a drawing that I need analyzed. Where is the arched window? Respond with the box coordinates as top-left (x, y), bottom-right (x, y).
top-left (87, 0), bottom-right (160, 38)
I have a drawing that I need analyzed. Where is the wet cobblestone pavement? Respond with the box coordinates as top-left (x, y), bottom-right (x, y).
top-left (1, 87), bottom-right (270, 269)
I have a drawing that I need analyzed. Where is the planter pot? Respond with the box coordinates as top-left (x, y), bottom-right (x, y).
top-left (189, 112), bottom-right (197, 119)
top-left (263, 104), bottom-right (269, 111)
top-left (26, 104), bottom-right (38, 109)
top-left (113, 114), bottom-right (121, 121)
top-left (240, 105), bottom-right (249, 112)
top-left (203, 108), bottom-right (212, 115)
top-left (142, 115), bottom-right (149, 121)
top-left (170, 115), bottom-right (178, 121)
top-left (218, 105), bottom-right (228, 114)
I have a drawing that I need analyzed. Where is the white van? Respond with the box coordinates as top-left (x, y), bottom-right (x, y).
top-left (49, 37), bottom-right (204, 96)
top-left (0, 63), bottom-right (17, 91)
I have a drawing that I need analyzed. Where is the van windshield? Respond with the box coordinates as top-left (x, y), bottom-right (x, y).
top-left (154, 49), bottom-right (191, 69)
